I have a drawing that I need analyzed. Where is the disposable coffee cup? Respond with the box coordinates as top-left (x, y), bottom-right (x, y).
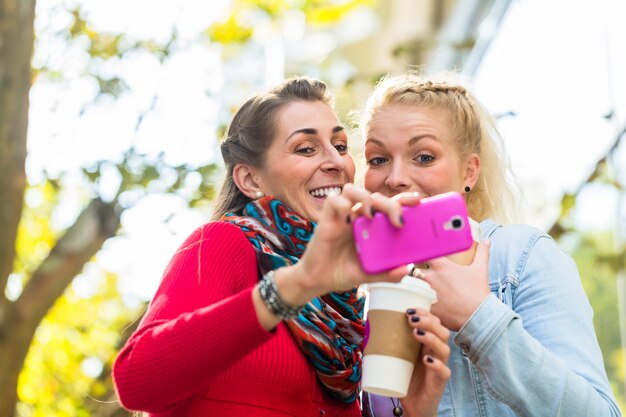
top-left (362, 276), bottom-right (437, 398)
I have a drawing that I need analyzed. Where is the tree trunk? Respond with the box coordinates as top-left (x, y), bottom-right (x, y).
top-left (0, 0), bottom-right (35, 305)
top-left (0, 0), bottom-right (36, 415)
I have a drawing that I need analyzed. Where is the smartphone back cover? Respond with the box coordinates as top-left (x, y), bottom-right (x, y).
top-left (353, 192), bottom-right (473, 274)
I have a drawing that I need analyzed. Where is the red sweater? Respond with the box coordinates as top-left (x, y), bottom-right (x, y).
top-left (113, 221), bottom-right (361, 417)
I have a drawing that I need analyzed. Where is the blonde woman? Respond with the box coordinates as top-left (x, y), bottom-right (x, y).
top-left (360, 72), bottom-right (621, 417)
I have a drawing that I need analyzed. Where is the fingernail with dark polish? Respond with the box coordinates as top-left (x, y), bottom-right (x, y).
top-left (416, 329), bottom-right (425, 336)
top-left (410, 316), bottom-right (420, 323)
top-left (406, 308), bottom-right (416, 315)
top-left (426, 356), bottom-right (434, 363)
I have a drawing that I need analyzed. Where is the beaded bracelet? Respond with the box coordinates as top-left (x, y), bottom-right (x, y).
top-left (258, 270), bottom-right (304, 320)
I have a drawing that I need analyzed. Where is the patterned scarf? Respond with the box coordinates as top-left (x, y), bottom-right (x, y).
top-left (221, 196), bottom-right (365, 403)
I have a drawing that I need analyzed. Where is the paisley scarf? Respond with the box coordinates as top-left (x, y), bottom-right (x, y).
top-left (221, 196), bottom-right (364, 403)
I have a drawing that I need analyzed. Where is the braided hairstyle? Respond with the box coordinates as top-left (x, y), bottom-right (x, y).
top-left (360, 72), bottom-right (518, 224)
top-left (212, 76), bottom-right (335, 220)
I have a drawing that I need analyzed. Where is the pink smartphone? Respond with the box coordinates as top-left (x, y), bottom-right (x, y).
top-left (352, 192), bottom-right (473, 274)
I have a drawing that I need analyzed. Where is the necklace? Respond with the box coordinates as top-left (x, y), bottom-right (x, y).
top-left (390, 397), bottom-right (403, 416)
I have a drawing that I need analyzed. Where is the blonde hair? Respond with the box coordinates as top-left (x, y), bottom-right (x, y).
top-left (360, 72), bottom-right (519, 224)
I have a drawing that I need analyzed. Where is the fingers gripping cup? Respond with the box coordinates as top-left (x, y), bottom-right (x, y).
top-left (362, 276), bottom-right (437, 398)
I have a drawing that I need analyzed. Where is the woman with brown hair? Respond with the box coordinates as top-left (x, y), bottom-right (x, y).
top-left (112, 76), bottom-right (451, 417)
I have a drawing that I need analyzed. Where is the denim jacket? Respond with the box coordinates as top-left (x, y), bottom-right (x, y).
top-left (367, 219), bottom-right (621, 417)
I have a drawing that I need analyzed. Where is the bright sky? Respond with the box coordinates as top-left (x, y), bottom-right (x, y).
top-left (11, 0), bottom-right (625, 304)
top-left (473, 0), bottom-right (626, 233)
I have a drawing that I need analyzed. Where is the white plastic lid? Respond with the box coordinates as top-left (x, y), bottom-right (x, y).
top-left (400, 276), bottom-right (437, 302)
top-left (368, 276), bottom-right (437, 304)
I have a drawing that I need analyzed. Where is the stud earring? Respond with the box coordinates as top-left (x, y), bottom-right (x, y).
top-left (464, 186), bottom-right (471, 193)
top-left (254, 191), bottom-right (264, 199)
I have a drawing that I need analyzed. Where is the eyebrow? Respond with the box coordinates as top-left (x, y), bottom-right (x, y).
top-left (286, 126), bottom-right (345, 142)
top-left (408, 134), bottom-right (437, 145)
top-left (366, 134), bottom-right (436, 147)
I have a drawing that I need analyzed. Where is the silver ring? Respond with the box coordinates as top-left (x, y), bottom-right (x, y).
top-left (410, 267), bottom-right (426, 279)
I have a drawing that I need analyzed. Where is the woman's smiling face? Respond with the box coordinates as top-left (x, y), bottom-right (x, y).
top-left (256, 100), bottom-right (355, 222)
top-left (364, 103), bottom-right (475, 198)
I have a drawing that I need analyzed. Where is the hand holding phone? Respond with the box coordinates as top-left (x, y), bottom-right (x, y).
top-left (352, 192), bottom-right (473, 274)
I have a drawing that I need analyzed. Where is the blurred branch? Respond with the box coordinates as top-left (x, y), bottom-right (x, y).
top-left (17, 198), bottom-right (120, 328)
top-left (548, 122), bottom-right (626, 240)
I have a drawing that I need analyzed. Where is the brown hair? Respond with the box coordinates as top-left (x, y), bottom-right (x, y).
top-left (211, 76), bottom-right (335, 220)
top-left (360, 72), bottom-right (519, 224)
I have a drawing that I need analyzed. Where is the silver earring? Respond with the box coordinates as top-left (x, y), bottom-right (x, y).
top-left (254, 191), bottom-right (264, 199)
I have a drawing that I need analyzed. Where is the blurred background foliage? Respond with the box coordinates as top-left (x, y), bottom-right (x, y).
top-left (0, 0), bottom-right (624, 416)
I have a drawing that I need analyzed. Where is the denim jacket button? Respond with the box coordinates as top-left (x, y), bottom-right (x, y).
top-left (460, 343), bottom-right (470, 353)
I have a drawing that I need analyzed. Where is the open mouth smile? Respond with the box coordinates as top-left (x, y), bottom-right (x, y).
top-left (309, 186), bottom-right (342, 199)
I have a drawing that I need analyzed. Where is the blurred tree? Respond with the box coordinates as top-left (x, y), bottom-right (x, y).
top-left (0, 1), bottom-right (217, 416)
top-left (0, 0), bottom-right (373, 416)
top-left (549, 128), bottom-right (626, 408)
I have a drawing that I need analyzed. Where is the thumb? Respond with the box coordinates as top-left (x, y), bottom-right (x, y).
top-left (367, 265), bottom-right (406, 283)
top-left (473, 239), bottom-right (491, 267)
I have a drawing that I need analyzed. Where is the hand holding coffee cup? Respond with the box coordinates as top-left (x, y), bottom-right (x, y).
top-left (359, 215), bottom-right (477, 398)
top-left (362, 276), bottom-right (437, 398)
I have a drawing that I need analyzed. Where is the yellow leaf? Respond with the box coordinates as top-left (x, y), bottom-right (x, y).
top-left (306, 0), bottom-right (375, 26)
top-left (207, 15), bottom-right (253, 44)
